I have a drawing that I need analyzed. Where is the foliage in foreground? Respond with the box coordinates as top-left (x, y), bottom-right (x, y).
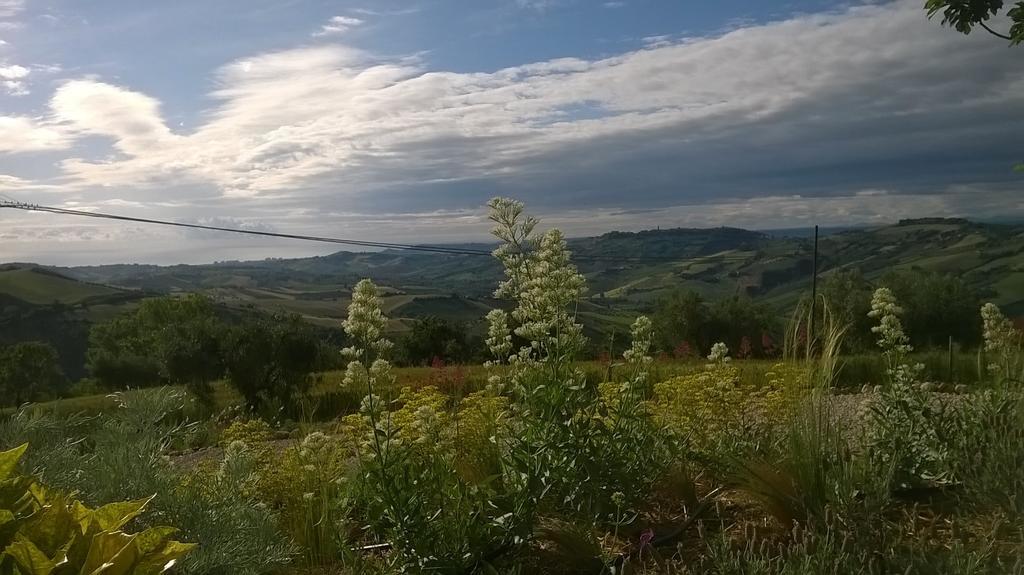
top-left (0, 443), bottom-right (193, 575)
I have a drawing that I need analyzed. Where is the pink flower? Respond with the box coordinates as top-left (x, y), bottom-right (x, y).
top-left (639, 528), bottom-right (654, 548)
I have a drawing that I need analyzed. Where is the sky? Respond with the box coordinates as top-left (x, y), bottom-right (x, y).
top-left (0, 0), bottom-right (1022, 265)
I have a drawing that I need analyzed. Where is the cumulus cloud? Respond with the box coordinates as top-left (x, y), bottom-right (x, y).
top-left (3, 0), bottom-right (1022, 263)
top-left (314, 15), bottom-right (364, 36)
top-left (0, 115), bottom-right (71, 152)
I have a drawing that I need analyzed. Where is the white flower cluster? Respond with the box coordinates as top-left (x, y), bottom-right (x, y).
top-left (707, 342), bottom-right (730, 364)
top-left (341, 279), bottom-right (396, 393)
top-left (486, 197), bottom-right (587, 366)
top-left (623, 316), bottom-right (654, 367)
top-left (342, 279), bottom-right (393, 364)
top-left (981, 302), bottom-right (1020, 380)
top-left (341, 278), bottom-right (398, 457)
top-left (868, 288), bottom-right (911, 357)
top-left (868, 287), bottom-right (921, 386)
top-left (485, 308), bottom-right (513, 360)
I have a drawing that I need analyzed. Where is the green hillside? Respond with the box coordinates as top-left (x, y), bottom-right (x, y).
top-left (0, 265), bottom-right (119, 305)
top-left (4, 218), bottom-right (1023, 379)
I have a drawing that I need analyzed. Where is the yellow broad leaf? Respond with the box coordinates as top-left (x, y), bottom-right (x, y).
top-left (0, 444), bottom-right (29, 482)
top-left (131, 527), bottom-right (177, 555)
top-left (86, 497), bottom-right (154, 532)
top-left (79, 531), bottom-right (139, 575)
top-left (22, 496), bottom-right (78, 558)
top-left (132, 541), bottom-right (197, 575)
top-left (5, 534), bottom-right (57, 575)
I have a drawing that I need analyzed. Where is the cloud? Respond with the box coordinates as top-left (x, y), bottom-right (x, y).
top-left (0, 116), bottom-right (71, 152)
top-left (0, 0), bottom-right (22, 18)
top-left (3, 0), bottom-right (1022, 260)
top-left (0, 62), bottom-right (28, 95)
top-left (51, 80), bottom-right (180, 155)
top-left (603, 2), bottom-right (626, 8)
top-left (314, 15), bottom-right (364, 37)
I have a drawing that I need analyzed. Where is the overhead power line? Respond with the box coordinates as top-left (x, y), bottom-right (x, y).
top-left (0, 200), bottom-right (764, 264)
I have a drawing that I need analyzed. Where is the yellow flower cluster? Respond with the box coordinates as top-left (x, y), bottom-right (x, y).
top-left (649, 362), bottom-right (806, 452)
top-left (221, 418), bottom-right (273, 446)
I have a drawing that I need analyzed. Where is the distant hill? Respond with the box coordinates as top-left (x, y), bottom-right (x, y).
top-left (3, 217), bottom-right (1023, 378)
top-left (0, 265), bottom-right (122, 305)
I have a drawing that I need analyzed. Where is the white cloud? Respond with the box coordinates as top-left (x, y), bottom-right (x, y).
top-left (0, 0), bottom-right (22, 18)
top-left (3, 0), bottom-right (1022, 253)
top-left (0, 64), bottom-right (27, 78)
top-left (0, 63), bottom-right (27, 94)
top-left (314, 15), bottom-right (364, 37)
top-left (50, 80), bottom-right (181, 155)
top-left (0, 115), bottom-right (70, 152)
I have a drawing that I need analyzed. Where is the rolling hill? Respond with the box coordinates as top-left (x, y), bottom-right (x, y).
top-left (3, 218), bottom-right (1023, 379)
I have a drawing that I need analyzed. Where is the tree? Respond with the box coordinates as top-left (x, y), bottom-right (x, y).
top-left (222, 315), bottom-right (320, 411)
top-left (925, 0), bottom-right (1024, 45)
top-left (819, 268), bottom-right (875, 352)
top-left (882, 269), bottom-right (982, 348)
top-left (86, 295), bottom-right (225, 396)
top-left (706, 296), bottom-right (779, 357)
top-left (395, 316), bottom-right (472, 366)
top-left (0, 342), bottom-right (67, 406)
top-left (652, 289), bottom-right (708, 354)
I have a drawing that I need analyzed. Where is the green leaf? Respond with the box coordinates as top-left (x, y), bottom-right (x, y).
top-left (0, 444), bottom-right (29, 482)
top-left (5, 535), bottom-right (57, 575)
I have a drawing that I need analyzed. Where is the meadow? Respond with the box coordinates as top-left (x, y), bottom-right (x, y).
top-left (1, 199), bottom-right (1022, 575)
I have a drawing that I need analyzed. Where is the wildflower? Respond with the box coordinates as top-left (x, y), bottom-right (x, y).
top-left (708, 342), bottom-right (730, 364)
top-left (981, 302), bottom-right (1021, 381)
top-left (611, 491), bottom-right (626, 508)
top-left (623, 316), bottom-right (654, 367)
top-left (487, 197), bottom-right (587, 366)
top-left (342, 279), bottom-right (392, 361)
top-left (868, 287), bottom-right (920, 386)
top-left (485, 309), bottom-right (513, 360)
top-left (639, 528), bottom-right (655, 548)
top-left (673, 340), bottom-right (693, 359)
top-left (360, 393), bottom-right (383, 416)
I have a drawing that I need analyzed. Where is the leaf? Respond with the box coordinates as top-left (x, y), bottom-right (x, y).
top-left (132, 527), bottom-right (177, 555)
top-left (132, 541), bottom-right (196, 575)
top-left (20, 497), bottom-right (78, 558)
top-left (0, 444), bottom-right (29, 482)
top-left (79, 531), bottom-right (139, 575)
top-left (5, 535), bottom-right (57, 575)
top-left (88, 497), bottom-right (154, 532)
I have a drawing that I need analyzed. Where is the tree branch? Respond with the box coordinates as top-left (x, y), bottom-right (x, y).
top-left (979, 20), bottom-right (1014, 40)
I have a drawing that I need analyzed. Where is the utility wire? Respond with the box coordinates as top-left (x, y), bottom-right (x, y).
top-left (0, 200), bottom-right (768, 264)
